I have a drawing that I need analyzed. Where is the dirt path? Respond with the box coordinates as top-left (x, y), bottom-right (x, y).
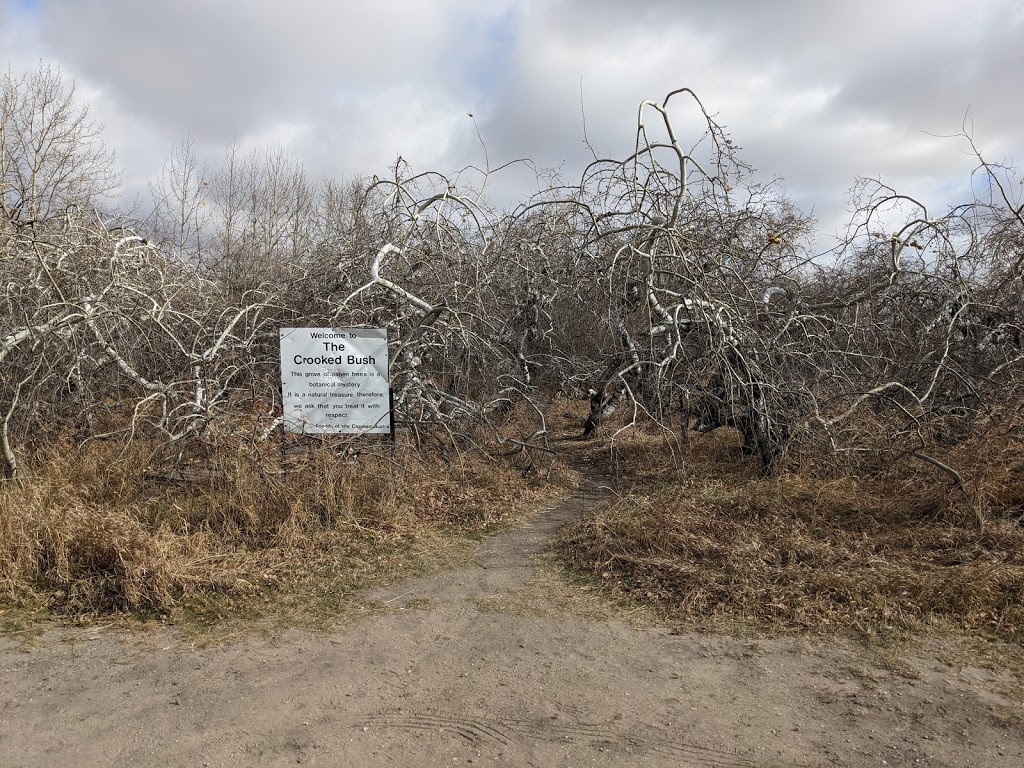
top-left (2, 457), bottom-right (1022, 767)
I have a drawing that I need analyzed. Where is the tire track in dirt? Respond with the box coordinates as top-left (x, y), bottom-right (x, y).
top-left (362, 708), bottom-right (822, 767)
top-left (364, 710), bottom-right (513, 746)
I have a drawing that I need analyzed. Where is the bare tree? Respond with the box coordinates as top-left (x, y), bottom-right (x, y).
top-left (207, 143), bottom-right (315, 297)
top-left (0, 63), bottom-right (119, 223)
top-left (3, 82), bottom-right (1021, 489)
top-left (147, 135), bottom-right (210, 264)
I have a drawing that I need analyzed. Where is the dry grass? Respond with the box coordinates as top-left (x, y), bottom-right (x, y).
top-left (0, 426), bottom-right (565, 625)
top-left (557, 425), bottom-right (1024, 641)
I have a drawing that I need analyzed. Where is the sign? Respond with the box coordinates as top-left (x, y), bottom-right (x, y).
top-left (279, 327), bottom-right (391, 434)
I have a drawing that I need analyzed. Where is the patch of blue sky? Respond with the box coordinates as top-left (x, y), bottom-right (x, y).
top-left (3, 0), bottom-right (41, 65)
top-left (453, 5), bottom-right (518, 97)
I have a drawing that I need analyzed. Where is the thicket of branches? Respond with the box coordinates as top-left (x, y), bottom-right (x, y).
top-left (3, 65), bottom-right (1022, 487)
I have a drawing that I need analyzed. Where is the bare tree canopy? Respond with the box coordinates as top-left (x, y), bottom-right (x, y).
top-left (1, 72), bottom-right (1021, 491)
top-left (0, 62), bottom-right (119, 223)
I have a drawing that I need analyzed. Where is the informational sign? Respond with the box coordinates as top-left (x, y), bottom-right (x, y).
top-left (279, 327), bottom-right (391, 434)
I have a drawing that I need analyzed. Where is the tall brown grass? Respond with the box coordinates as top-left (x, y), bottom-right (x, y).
top-left (558, 425), bottom-right (1024, 639)
top-left (0, 430), bottom-right (562, 617)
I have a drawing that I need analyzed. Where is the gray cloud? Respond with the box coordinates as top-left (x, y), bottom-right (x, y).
top-left (2, 0), bottom-right (1020, 244)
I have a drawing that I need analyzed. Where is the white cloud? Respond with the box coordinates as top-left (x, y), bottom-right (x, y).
top-left (0, 0), bottom-right (1019, 247)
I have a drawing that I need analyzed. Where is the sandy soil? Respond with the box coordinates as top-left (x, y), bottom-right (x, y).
top-left (2, 467), bottom-right (1022, 767)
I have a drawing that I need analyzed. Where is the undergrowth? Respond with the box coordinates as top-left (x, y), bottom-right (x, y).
top-left (0, 427), bottom-right (569, 626)
top-left (558, 425), bottom-right (1024, 642)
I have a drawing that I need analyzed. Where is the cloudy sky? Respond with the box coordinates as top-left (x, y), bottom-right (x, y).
top-left (2, 0), bottom-right (1022, 250)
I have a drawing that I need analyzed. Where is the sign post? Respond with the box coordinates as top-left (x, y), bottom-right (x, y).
top-left (279, 328), bottom-right (391, 434)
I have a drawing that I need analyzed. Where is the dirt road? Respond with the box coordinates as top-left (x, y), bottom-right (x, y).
top-left (2, 469), bottom-right (1021, 767)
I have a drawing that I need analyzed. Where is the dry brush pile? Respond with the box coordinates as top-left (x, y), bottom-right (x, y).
top-left (2, 67), bottom-right (1023, 624)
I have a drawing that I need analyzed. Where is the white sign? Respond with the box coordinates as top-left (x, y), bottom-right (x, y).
top-left (279, 327), bottom-right (391, 434)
